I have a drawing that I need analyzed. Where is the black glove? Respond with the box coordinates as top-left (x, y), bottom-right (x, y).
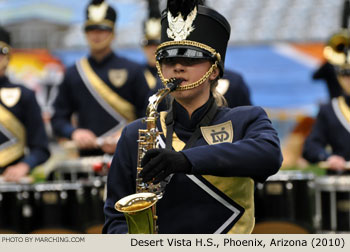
top-left (140, 148), bottom-right (192, 184)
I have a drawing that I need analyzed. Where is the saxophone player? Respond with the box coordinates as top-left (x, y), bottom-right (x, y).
top-left (103, 0), bottom-right (282, 234)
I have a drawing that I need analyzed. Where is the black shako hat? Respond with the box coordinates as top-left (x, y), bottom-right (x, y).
top-left (156, 0), bottom-right (231, 76)
top-left (142, 0), bottom-right (162, 46)
top-left (323, 0), bottom-right (350, 75)
top-left (0, 26), bottom-right (11, 55)
top-left (84, 0), bottom-right (117, 31)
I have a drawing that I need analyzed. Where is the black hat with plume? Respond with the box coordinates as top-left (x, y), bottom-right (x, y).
top-left (84, 0), bottom-right (117, 31)
top-left (0, 26), bottom-right (11, 55)
top-left (156, 0), bottom-right (230, 77)
top-left (323, 0), bottom-right (350, 70)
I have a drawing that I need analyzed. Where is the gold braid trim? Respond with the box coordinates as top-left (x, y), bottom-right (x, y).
top-left (156, 58), bottom-right (218, 91)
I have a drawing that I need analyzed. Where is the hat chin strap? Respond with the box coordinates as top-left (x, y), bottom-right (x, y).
top-left (155, 60), bottom-right (218, 91)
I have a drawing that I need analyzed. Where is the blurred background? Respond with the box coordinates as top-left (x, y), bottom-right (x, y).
top-left (0, 0), bottom-right (338, 168)
top-left (1, 0), bottom-right (347, 234)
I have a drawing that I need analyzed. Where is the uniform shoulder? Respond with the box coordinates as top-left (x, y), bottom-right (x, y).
top-left (217, 105), bottom-right (267, 121)
top-left (222, 69), bottom-right (244, 82)
top-left (229, 105), bottom-right (265, 114)
top-left (64, 62), bottom-right (79, 75)
top-left (112, 54), bottom-right (144, 70)
top-left (318, 100), bottom-right (333, 112)
top-left (2, 83), bottom-right (37, 102)
top-left (5, 82), bottom-right (34, 95)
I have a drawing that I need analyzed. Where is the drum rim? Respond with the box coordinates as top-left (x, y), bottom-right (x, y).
top-left (315, 176), bottom-right (350, 191)
top-left (34, 182), bottom-right (83, 191)
top-left (266, 170), bottom-right (315, 181)
top-left (0, 183), bottom-right (30, 192)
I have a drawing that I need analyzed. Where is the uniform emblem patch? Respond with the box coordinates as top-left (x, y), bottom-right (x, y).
top-left (108, 69), bottom-right (128, 88)
top-left (200, 121), bottom-right (233, 145)
top-left (0, 88), bottom-right (21, 107)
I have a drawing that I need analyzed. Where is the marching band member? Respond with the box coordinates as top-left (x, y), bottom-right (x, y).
top-left (142, 0), bottom-right (252, 110)
top-left (141, 0), bottom-right (168, 111)
top-left (303, 29), bottom-right (350, 173)
top-left (103, 0), bottom-right (282, 234)
top-left (0, 26), bottom-right (50, 182)
top-left (51, 0), bottom-right (151, 156)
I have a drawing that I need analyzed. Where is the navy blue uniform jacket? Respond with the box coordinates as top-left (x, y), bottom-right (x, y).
top-left (0, 76), bottom-right (50, 171)
top-left (103, 100), bottom-right (282, 234)
top-left (303, 97), bottom-right (350, 162)
top-left (51, 52), bottom-right (150, 141)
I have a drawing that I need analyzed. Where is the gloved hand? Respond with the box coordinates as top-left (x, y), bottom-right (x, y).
top-left (140, 148), bottom-right (192, 184)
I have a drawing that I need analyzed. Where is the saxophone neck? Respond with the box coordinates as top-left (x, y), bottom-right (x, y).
top-left (146, 89), bottom-right (168, 117)
top-left (146, 78), bottom-right (184, 117)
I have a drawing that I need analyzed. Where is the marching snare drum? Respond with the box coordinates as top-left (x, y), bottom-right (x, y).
top-left (315, 176), bottom-right (350, 233)
top-left (30, 182), bottom-right (84, 233)
top-left (80, 177), bottom-right (106, 233)
top-left (253, 170), bottom-right (315, 233)
top-left (30, 178), bottom-right (106, 234)
top-left (0, 182), bottom-right (35, 233)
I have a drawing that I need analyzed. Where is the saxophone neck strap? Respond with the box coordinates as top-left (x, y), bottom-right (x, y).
top-left (165, 98), bottom-right (218, 150)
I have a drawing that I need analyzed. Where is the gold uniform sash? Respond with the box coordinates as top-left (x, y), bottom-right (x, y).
top-left (77, 58), bottom-right (136, 123)
top-left (0, 104), bottom-right (26, 167)
top-left (144, 69), bottom-right (157, 90)
top-left (159, 112), bottom-right (255, 234)
top-left (332, 96), bottom-right (350, 134)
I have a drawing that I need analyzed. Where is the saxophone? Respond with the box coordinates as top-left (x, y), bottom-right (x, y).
top-left (114, 78), bottom-right (182, 234)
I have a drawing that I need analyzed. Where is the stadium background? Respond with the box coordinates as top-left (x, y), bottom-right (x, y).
top-left (0, 0), bottom-right (347, 233)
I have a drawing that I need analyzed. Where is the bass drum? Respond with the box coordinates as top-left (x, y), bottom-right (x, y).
top-left (315, 176), bottom-right (350, 233)
top-left (253, 170), bottom-right (315, 233)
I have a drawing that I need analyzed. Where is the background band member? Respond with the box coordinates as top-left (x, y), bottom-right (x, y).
top-left (303, 30), bottom-right (350, 173)
top-left (141, 0), bottom-right (167, 111)
top-left (219, 69), bottom-right (252, 108)
top-left (103, 0), bottom-right (282, 234)
top-left (311, 0), bottom-right (350, 100)
top-left (0, 26), bottom-right (50, 182)
top-left (51, 0), bottom-right (151, 156)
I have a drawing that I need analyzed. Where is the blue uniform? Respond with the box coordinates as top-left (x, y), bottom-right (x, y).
top-left (103, 98), bottom-right (282, 234)
top-left (51, 52), bottom-right (151, 155)
top-left (219, 69), bottom-right (252, 108)
top-left (0, 76), bottom-right (50, 171)
top-left (303, 96), bottom-right (350, 162)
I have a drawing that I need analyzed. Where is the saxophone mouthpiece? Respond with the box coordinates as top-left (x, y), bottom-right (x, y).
top-left (167, 78), bottom-right (184, 91)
